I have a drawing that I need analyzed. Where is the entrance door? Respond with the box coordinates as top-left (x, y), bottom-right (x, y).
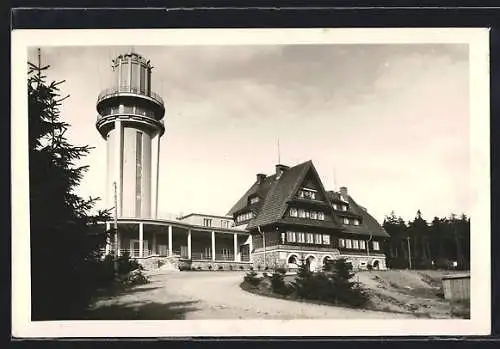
top-left (240, 245), bottom-right (250, 261)
top-left (306, 256), bottom-right (317, 272)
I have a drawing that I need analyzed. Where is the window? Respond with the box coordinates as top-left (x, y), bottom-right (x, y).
top-left (310, 211), bottom-right (317, 220)
top-left (236, 211), bottom-right (253, 222)
top-left (119, 62), bottom-right (128, 90)
top-left (306, 233), bottom-right (314, 244)
top-left (339, 238), bottom-right (345, 248)
top-left (346, 239), bottom-right (352, 249)
top-left (289, 208), bottom-right (298, 217)
top-left (304, 210), bottom-right (310, 219)
top-left (314, 234), bottom-right (322, 244)
top-left (343, 218), bottom-right (350, 225)
top-left (333, 204), bottom-right (338, 210)
top-left (298, 188), bottom-right (317, 200)
top-left (317, 212), bottom-right (325, 220)
top-left (298, 209), bottom-right (306, 218)
top-left (297, 232), bottom-right (306, 243)
top-left (221, 220), bottom-right (230, 228)
top-left (353, 219), bottom-right (360, 226)
top-left (359, 240), bottom-right (366, 250)
top-left (322, 234), bottom-right (330, 245)
top-left (286, 231), bottom-right (296, 243)
top-left (353, 240), bottom-right (359, 249)
top-left (250, 196), bottom-right (260, 204)
top-left (131, 62), bottom-right (140, 90)
top-left (341, 205), bottom-right (348, 212)
top-left (139, 65), bottom-right (146, 93)
top-left (373, 241), bottom-right (380, 251)
top-left (203, 218), bottom-right (212, 227)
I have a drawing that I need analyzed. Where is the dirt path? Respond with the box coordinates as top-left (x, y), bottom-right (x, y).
top-left (87, 271), bottom-right (415, 320)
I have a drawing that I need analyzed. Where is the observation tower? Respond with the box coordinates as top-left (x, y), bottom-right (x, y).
top-left (96, 52), bottom-right (165, 219)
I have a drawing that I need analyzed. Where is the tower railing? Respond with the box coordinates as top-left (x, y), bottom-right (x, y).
top-left (97, 86), bottom-right (164, 106)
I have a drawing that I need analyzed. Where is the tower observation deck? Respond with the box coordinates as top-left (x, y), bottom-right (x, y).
top-left (96, 52), bottom-right (166, 219)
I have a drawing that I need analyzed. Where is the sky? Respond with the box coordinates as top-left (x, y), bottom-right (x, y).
top-left (28, 43), bottom-right (470, 223)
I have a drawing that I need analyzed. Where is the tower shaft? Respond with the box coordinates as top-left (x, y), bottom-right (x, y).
top-left (96, 52), bottom-right (166, 219)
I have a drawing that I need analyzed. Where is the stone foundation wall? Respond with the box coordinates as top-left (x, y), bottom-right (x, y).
top-left (136, 251), bottom-right (387, 272)
top-left (136, 255), bottom-right (180, 271)
top-left (251, 248), bottom-right (387, 272)
top-left (180, 260), bottom-right (253, 271)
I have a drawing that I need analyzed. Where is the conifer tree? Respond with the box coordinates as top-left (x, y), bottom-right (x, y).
top-left (28, 54), bottom-right (110, 319)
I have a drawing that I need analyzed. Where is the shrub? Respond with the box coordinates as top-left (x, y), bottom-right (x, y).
top-left (243, 271), bottom-right (261, 287)
top-left (208, 265), bottom-right (213, 271)
top-left (292, 258), bottom-right (369, 307)
top-left (218, 265), bottom-right (224, 271)
top-left (249, 266), bottom-right (254, 271)
top-left (270, 272), bottom-right (293, 296)
top-left (366, 263), bottom-right (373, 271)
top-left (292, 261), bottom-right (316, 299)
top-left (239, 266), bottom-right (244, 270)
top-left (115, 269), bottom-right (149, 287)
top-left (117, 251), bottom-right (143, 275)
top-left (229, 265), bottom-right (233, 271)
top-left (197, 266), bottom-right (202, 271)
top-left (178, 260), bottom-right (192, 271)
top-left (257, 265), bottom-right (261, 271)
top-left (264, 266), bottom-right (269, 271)
top-left (275, 267), bottom-right (287, 275)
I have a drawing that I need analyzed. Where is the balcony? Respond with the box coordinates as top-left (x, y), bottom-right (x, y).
top-left (97, 86), bottom-right (165, 107)
top-left (95, 113), bottom-right (165, 137)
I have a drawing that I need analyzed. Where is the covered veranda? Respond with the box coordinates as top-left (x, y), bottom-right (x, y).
top-left (104, 218), bottom-right (251, 262)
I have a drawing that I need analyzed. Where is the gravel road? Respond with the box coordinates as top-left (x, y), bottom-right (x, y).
top-left (87, 270), bottom-right (414, 320)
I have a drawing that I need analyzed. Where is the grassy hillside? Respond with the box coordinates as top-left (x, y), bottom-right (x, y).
top-left (356, 269), bottom-right (470, 318)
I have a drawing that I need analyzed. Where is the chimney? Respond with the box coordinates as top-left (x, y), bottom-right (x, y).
top-left (339, 186), bottom-right (348, 199)
top-left (256, 173), bottom-right (266, 184)
top-left (275, 164), bottom-right (289, 179)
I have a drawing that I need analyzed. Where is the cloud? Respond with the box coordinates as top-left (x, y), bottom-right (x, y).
top-left (33, 43), bottom-right (470, 222)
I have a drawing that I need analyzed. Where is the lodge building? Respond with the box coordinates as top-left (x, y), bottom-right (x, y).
top-left (96, 51), bottom-right (388, 271)
top-left (227, 161), bottom-right (388, 271)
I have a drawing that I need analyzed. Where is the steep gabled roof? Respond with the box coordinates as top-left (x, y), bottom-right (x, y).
top-left (244, 161), bottom-right (341, 230)
top-left (245, 161), bottom-right (311, 229)
top-left (226, 173), bottom-right (276, 216)
top-left (327, 191), bottom-right (389, 238)
top-left (227, 160), bottom-right (387, 238)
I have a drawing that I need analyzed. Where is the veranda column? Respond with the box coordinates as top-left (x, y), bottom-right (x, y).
top-left (117, 224), bottom-right (121, 256)
top-left (211, 231), bottom-right (216, 261)
top-left (139, 222), bottom-right (144, 258)
top-left (249, 235), bottom-right (253, 262)
top-left (168, 225), bottom-right (173, 257)
top-left (187, 229), bottom-right (192, 259)
top-left (233, 233), bottom-right (239, 262)
top-left (105, 222), bottom-right (111, 255)
top-left (152, 231), bottom-right (157, 255)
